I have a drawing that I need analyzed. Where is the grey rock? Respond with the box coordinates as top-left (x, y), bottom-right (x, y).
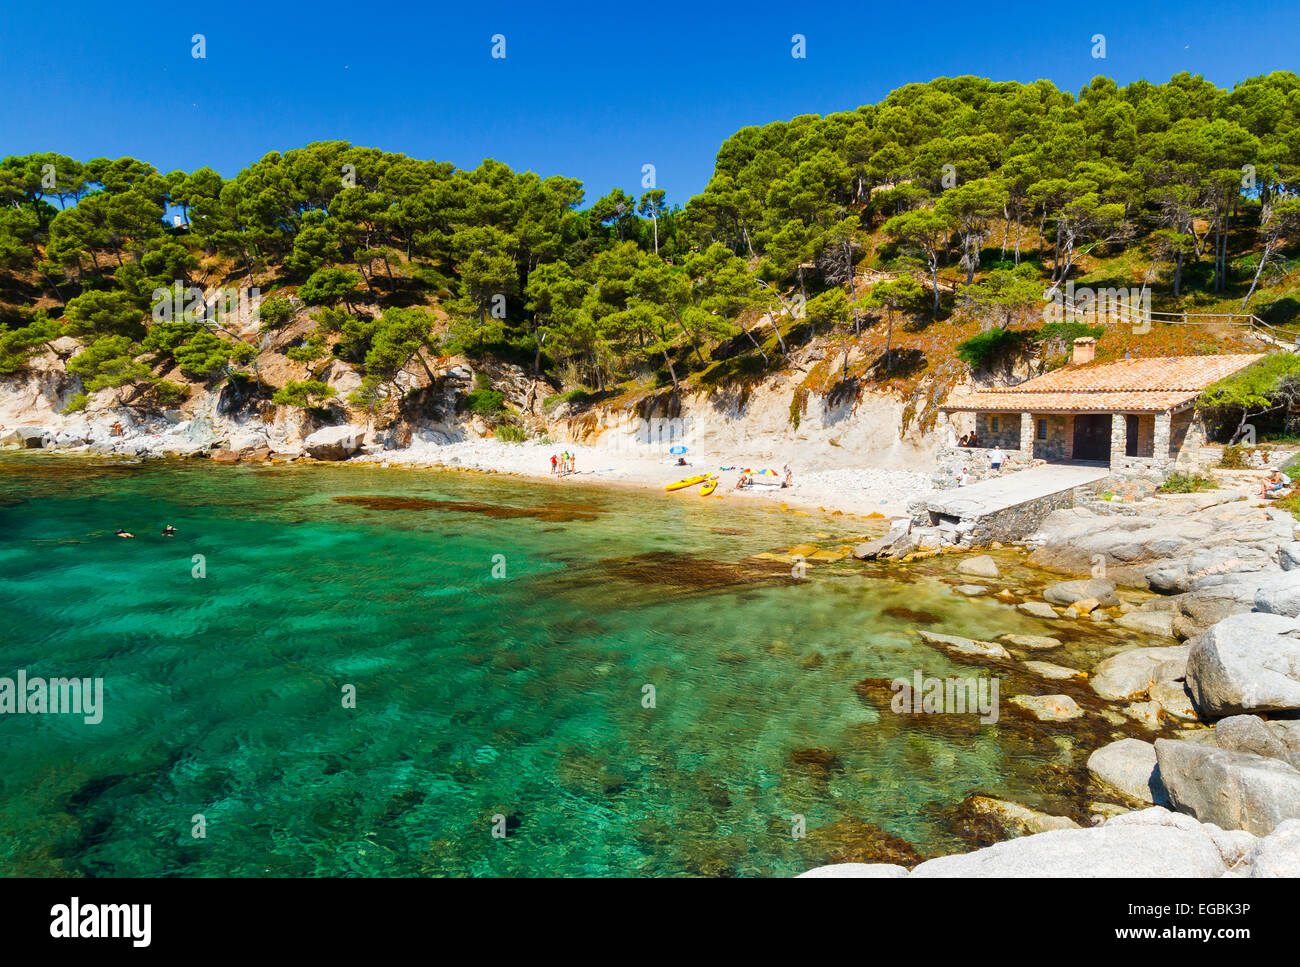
top-left (1043, 578), bottom-right (1120, 608)
top-left (1185, 612), bottom-right (1300, 716)
top-left (916, 630), bottom-right (1009, 660)
top-left (1115, 611), bottom-right (1177, 637)
top-left (1017, 601), bottom-right (1060, 619)
top-left (1087, 738), bottom-right (1169, 806)
top-left (1022, 660), bottom-right (1086, 681)
top-left (1214, 715), bottom-right (1294, 770)
top-left (999, 634), bottom-right (1062, 651)
top-left (956, 554), bottom-right (1000, 578)
top-left (1009, 693), bottom-right (1084, 721)
top-left (1155, 738), bottom-right (1300, 836)
top-left (1091, 646), bottom-right (1191, 701)
top-left (1281, 542), bottom-right (1300, 572)
top-left (852, 539), bottom-right (888, 560)
top-left (797, 863), bottom-right (910, 878)
top-left (1149, 679), bottom-right (1199, 721)
top-left (1247, 819), bottom-right (1300, 877)
top-left (1254, 571), bottom-right (1300, 618)
top-left (303, 425), bottom-right (366, 461)
top-left (909, 821), bottom-right (1224, 878)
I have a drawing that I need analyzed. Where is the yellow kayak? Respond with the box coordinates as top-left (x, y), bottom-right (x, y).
top-left (699, 477), bottom-right (718, 496)
top-left (665, 473), bottom-right (711, 492)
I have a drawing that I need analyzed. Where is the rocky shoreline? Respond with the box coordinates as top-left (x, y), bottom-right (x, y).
top-left (807, 500), bottom-right (1300, 878)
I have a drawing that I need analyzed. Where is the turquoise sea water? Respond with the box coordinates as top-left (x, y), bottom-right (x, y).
top-left (0, 454), bottom-right (1143, 876)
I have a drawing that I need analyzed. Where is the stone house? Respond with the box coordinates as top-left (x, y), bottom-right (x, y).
top-left (939, 339), bottom-right (1264, 472)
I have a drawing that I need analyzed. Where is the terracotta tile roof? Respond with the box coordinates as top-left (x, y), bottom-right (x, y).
top-left (942, 389), bottom-right (1200, 413)
top-left (940, 353), bottom-right (1264, 414)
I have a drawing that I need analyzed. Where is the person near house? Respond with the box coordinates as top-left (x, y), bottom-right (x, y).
top-left (956, 468), bottom-right (970, 487)
top-left (989, 446), bottom-right (1005, 472)
top-left (958, 434), bottom-right (970, 447)
top-left (1262, 468), bottom-right (1292, 499)
top-left (968, 430), bottom-right (980, 447)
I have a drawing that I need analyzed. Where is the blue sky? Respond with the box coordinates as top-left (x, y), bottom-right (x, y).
top-left (2, 0), bottom-right (1295, 207)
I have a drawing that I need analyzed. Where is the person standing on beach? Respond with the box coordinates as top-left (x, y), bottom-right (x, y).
top-left (550, 454), bottom-right (558, 475)
top-left (570, 452), bottom-right (576, 475)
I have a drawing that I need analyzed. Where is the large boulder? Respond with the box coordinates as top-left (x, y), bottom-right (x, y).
top-left (1043, 578), bottom-right (1119, 608)
top-left (303, 425), bottom-right (366, 461)
top-left (1087, 738), bottom-right (1169, 806)
top-left (798, 863), bottom-right (910, 878)
top-left (1155, 738), bottom-right (1300, 836)
top-left (798, 808), bottom-right (1300, 878)
top-left (1185, 612), bottom-right (1300, 717)
top-left (14, 426), bottom-right (51, 449)
top-left (1254, 571), bottom-right (1300, 618)
top-left (1090, 645), bottom-right (1190, 701)
top-left (908, 815), bottom-right (1226, 877)
top-left (1280, 542), bottom-right (1300, 572)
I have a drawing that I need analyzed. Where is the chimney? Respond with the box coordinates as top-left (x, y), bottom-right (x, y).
top-left (1071, 336), bottom-right (1096, 366)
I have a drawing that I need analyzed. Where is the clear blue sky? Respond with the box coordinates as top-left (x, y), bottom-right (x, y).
top-left (2, 0), bottom-right (1295, 207)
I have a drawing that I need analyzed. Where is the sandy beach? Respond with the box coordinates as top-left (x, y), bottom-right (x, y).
top-left (352, 438), bottom-right (929, 520)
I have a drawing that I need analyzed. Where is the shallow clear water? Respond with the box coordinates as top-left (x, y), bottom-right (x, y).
top-left (0, 453), bottom-right (1145, 876)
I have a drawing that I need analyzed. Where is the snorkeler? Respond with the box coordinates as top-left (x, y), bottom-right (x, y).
top-left (162, 524), bottom-right (177, 536)
top-left (115, 528), bottom-right (136, 539)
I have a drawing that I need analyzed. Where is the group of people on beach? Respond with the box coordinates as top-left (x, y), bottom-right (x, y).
top-left (734, 464), bottom-right (794, 490)
top-left (550, 452), bottom-right (576, 476)
top-left (115, 524), bottom-right (177, 539)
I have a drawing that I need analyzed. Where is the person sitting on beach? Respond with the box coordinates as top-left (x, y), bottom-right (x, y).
top-left (989, 446), bottom-right (1005, 472)
top-left (968, 431), bottom-right (980, 447)
top-left (111, 421), bottom-right (123, 437)
top-left (162, 524), bottom-right (177, 537)
top-left (676, 456), bottom-right (687, 466)
top-left (958, 433), bottom-right (970, 448)
top-left (735, 473), bottom-right (750, 490)
top-left (1262, 468), bottom-right (1292, 499)
top-left (115, 528), bottom-right (135, 539)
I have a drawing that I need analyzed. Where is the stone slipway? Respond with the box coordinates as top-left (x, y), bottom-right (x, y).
top-left (919, 464), bottom-right (1110, 545)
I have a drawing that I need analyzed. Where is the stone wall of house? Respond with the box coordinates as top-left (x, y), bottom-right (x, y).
top-left (1031, 413), bottom-right (1072, 461)
top-left (973, 412), bottom-right (1022, 449)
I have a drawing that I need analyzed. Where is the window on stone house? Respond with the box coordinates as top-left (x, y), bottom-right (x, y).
top-left (991, 416), bottom-right (1000, 432)
top-left (1037, 418), bottom-right (1047, 440)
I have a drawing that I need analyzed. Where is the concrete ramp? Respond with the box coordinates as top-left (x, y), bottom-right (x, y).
top-left (922, 465), bottom-right (1110, 545)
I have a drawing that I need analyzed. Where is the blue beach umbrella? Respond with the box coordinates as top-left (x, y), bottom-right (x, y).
top-left (669, 445), bottom-right (688, 455)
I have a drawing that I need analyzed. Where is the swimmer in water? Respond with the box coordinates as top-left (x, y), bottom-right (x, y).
top-left (115, 528), bottom-right (136, 539)
top-left (162, 524), bottom-right (177, 536)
